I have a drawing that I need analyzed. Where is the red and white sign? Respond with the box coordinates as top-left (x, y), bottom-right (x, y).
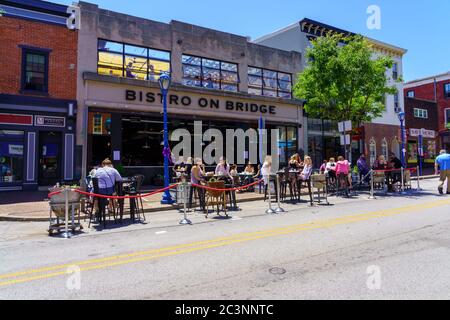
top-left (0, 113), bottom-right (33, 126)
top-left (409, 128), bottom-right (436, 139)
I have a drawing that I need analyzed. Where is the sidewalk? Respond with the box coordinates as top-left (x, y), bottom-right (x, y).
top-left (0, 174), bottom-right (438, 222)
top-left (0, 189), bottom-right (266, 222)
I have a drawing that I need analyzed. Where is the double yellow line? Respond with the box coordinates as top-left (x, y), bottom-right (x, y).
top-left (1, 198), bottom-right (450, 288)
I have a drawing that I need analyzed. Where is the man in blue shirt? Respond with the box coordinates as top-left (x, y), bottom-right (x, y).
top-left (435, 150), bottom-right (450, 194)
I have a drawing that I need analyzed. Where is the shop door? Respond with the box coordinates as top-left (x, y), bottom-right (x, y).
top-left (38, 131), bottom-right (62, 185)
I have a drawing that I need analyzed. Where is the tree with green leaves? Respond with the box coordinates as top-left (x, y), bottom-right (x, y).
top-left (294, 34), bottom-right (399, 137)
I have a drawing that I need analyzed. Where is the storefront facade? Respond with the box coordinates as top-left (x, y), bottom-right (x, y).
top-left (404, 97), bottom-right (439, 167)
top-left (0, 0), bottom-right (79, 191)
top-left (76, 2), bottom-right (304, 183)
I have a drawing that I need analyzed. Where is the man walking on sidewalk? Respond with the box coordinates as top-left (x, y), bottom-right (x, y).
top-left (435, 150), bottom-right (450, 194)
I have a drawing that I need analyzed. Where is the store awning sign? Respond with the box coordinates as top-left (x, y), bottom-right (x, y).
top-left (0, 113), bottom-right (33, 126)
top-left (409, 128), bottom-right (435, 139)
top-left (35, 116), bottom-right (66, 128)
top-left (0, 142), bottom-right (23, 157)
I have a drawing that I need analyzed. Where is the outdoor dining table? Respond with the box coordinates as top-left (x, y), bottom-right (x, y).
top-left (115, 177), bottom-right (138, 223)
top-left (203, 174), bottom-right (238, 210)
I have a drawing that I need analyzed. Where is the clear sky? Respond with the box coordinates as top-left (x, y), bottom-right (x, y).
top-left (54, 0), bottom-right (449, 82)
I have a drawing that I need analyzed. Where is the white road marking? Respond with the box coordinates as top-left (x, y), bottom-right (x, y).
top-left (155, 231), bottom-right (167, 235)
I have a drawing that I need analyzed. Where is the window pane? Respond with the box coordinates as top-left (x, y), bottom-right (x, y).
top-left (263, 89), bottom-right (277, 97)
top-left (278, 72), bottom-right (291, 82)
top-left (279, 91), bottom-right (292, 99)
top-left (149, 60), bottom-right (170, 79)
top-left (263, 77), bottom-right (277, 89)
top-left (203, 79), bottom-right (220, 89)
top-left (98, 51), bottom-right (123, 76)
top-left (263, 70), bottom-right (277, 79)
top-left (149, 49), bottom-right (170, 61)
top-left (125, 44), bottom-right (147, 57)
top-left (278, 80), bottom-right (292, 91)
top-left (25, 71), bottom-right (45, 91)
top-left (248, 67), bottom-right (262, 76)
top-left (248, 87), bottom-right (262, 95)
top-left (183, 65), bottom-right (201, 78)
top-left (202, 58), bottom-right (220, 69)
top-left (182, 55), bottom-right (201, 65)
top-left (248, 75), bottom-right (262, 86)
top-left (125, 56), bottom-right (148, 80)
top-left (98, 40), bottom-right (123, 53)
top-left (222, 84), bottom-right (238, 92)
top-left (182, 78), bottom-right (201, 87)
top-left (221, 70), bottom-right (238, 83)
top-left (202, 67), bottom-right (220, 81)
top-left (0, 142), bottom-right (24, 183)
top-left (221, 62), bottom-right (237, 72)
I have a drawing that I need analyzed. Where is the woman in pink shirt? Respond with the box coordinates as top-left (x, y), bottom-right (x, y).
top-left (336, 156), bottom-right (351, 194)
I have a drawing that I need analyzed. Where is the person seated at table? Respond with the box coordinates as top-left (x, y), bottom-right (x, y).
top-left (94, 158), bottom-right (123, 223)
top-left (189, 158), bottom-right (206, 211)
top-left (299, 156), bottom-right (313, 181)
top-left (325, 157), bottom-right (337, 185)
top-left (172, 156), bottom-right (186, 176)
top-left (373, 155), bottom-right (388, 170)
top-left (244, 162), bottom-right (255, 175)
top-left (215, 157), bottom-right (231, 178)
top-left (230, 164), bottom-right (238, 177)
top-left (288, 154), bottom-right (302, 170)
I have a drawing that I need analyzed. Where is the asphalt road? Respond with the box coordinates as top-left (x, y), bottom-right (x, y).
top-left (1, 178), bottom-right (450, 300)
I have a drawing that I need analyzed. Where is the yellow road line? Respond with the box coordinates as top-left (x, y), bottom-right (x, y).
top-left (1, 198), bottom-right (450, 288)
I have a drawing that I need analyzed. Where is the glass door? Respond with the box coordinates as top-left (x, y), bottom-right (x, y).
top-left (39, 131), bottom-right (62, 185)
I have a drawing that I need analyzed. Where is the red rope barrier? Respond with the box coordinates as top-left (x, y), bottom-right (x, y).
top-left (192, 180), bottom-right (262, 192)
top-left (73, 184), bottom-right (179, 200)
top-left (373, 167), bottom-right (417, 173)
top-left (48, 184), bottom-right (179, 200)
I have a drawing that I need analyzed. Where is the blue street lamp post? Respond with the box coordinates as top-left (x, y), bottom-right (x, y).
top-left (398, 111), bottom-right (406, 168)
top-left (159, 73), bottom-right (174, 204)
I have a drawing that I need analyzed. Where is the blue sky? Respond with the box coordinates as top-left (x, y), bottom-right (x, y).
top-left (55, 0), bottom-right (449, 81)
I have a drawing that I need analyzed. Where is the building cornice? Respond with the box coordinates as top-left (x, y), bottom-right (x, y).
top-left (83, 72), bottom-right (305, 107)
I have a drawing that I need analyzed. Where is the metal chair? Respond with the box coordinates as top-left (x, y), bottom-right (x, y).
top-left (133, 174), bottom-right (146, 221)
top-left (205, 180), bottom-right (227, 218)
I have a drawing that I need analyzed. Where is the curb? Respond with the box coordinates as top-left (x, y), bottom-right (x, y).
top-left (0, 195), bottom-right (266, 222)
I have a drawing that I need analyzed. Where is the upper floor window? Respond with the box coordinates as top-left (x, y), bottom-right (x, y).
top-left (394, 92), bottom-right (400, 111)
top-left (392, 63), bottom-right (398, 80)
top-left (414, 108), bottom-right (428, 119)
top-left (21, 49), bottom-right (48, 93)
top-left (444, 83), bottom-right (450, 98)
top-left (181, 55), bottom-right (239, 92)
top-left (407, 90), bottom-right (415, 98)
top-left (97, 39), bottom-right (171, 80)
top-left (445, 109), bottom-right (450, 128)
top-left (248, 67), bottom-right (292, 99)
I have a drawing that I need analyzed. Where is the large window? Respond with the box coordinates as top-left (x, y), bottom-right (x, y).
top-left (414, 108), bottom-right (428, 119)
top-left (181, 55), bottom-right (239, 92)
top-left (0, 130), bottom-right (24, 183)
top-left (444, 83), bottom-right (450, 98)
top-left (248, 67), bottom-right (292, 99)
top-left (22, 49), bottom-right (48, 92)
top-left (392, 63), bottom-right (398, 80)
top-left (445, 109), bottom-right (450, 129)
top-left (97, 39), bottom-right (171, 80)
top-left (276, 125), bottom-right (298, 166)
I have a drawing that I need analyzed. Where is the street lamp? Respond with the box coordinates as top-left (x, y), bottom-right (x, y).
top-left (398, 111), bottom-right (406, 168)
top-left (159, 73), bottom-right (174, 204)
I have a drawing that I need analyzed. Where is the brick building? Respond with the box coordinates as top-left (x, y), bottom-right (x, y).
top-left (404, 72), bottom-right (450, 151)
top-left (0, 0), bottom-right (79, 191)
top-left (404, 97), bottom-right (439, 167)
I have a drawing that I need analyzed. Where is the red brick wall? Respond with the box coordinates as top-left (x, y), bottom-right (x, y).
top-left (404, 79), bottom-right (450, 131)
top-left (0, 16), bottom-right (77, 100)
top-left (363, 122), bottom-right (400, 158)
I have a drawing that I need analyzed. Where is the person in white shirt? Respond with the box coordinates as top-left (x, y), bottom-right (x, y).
top-left (94, 158), bottom-right (123, 195)
top-left (215, 157), bottom-right (231, 177)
